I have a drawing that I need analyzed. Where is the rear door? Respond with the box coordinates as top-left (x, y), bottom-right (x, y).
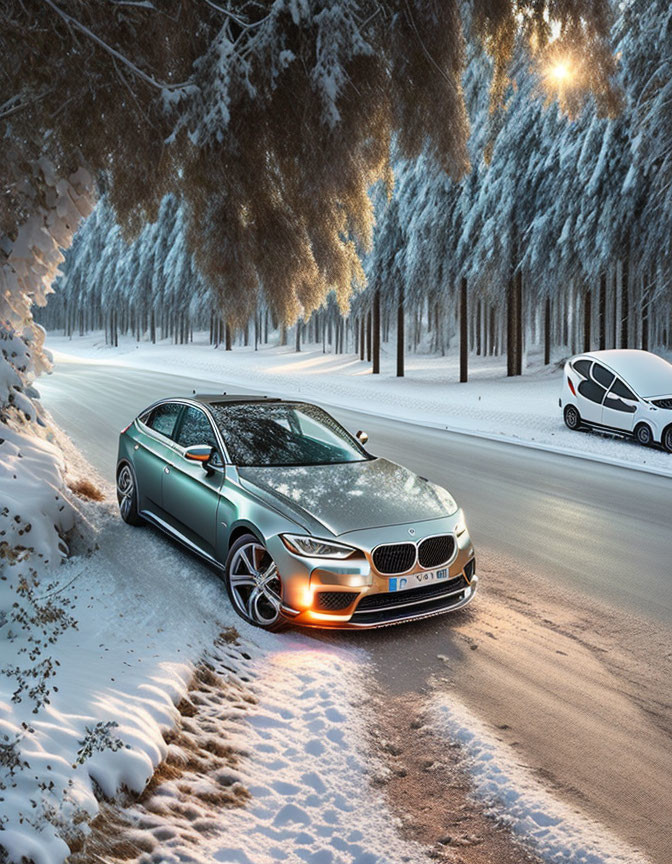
top-left (163, 405), bottom-right (224, 558)
top-left (576, 361), bottom-right (612, 424)
top-left (134, 402), bottom-right (184, 512)
top-left (602, 377), bottom-right (639, 433)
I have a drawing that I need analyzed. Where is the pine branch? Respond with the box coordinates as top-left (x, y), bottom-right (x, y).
top-left (40, 0), bottom-right (192, 92)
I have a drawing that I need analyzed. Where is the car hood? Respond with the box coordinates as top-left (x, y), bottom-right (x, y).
top-left (237, 458), bottom-right (456, 537)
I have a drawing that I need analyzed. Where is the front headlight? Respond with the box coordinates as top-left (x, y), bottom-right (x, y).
top-left (280, 534), bottom-right (357, 559)
top-left (454, 509), bottom-right (468, 537)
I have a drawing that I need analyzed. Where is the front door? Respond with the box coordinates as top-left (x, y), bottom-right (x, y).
top-left (602, 377), bottom-right (638, 433)
top-left (162, 405), bottom-right (223, 558)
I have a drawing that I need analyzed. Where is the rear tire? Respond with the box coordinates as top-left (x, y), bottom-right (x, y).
top-left (564, 405), bottom-right (582, 431)
top-left (116, 463), bottom-right (144, 526)
top-left (224, 533), bottom-right (287, 631)
top-left (663, 426), bottom-right (672, 454)
top-left (634, 423), bottom-right (653, 447)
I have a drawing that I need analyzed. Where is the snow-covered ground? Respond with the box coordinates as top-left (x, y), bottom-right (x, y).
top-left (1, 407), bottom-right (655, 864)
top-left (432, 696), bottom-right (649, 864)
top-left (1, 431), bottom-right (431, 864)
top-left (46, 331), bottom-right (672, 476)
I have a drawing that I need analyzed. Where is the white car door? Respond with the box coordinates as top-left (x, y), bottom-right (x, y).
top-left (601, 377), bottom-right (639, 433)
top-left (575, 360), bottom-right (610, 424)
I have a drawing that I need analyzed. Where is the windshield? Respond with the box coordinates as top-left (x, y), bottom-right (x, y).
top-left (210, 402), bottom-right (370, 467)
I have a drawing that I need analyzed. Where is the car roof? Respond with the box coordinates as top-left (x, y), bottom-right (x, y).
top-left (577, 350), bottom-right (672, 398)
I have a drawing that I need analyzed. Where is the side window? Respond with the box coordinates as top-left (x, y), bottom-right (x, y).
top-left (578, 379), bottom-right (607, 405)
top-left (175, 406), bottom-right (218, 449)
top-left (147, 403), bottom-right (183, 439)
top-left (604, 379), bottom-right (638, 413)
top-left (572, 359), bottom-right (592, 378)
top-left (610, 378), bottom-right (637, 401)
top-left (592, 363), bottom-right (615, 389)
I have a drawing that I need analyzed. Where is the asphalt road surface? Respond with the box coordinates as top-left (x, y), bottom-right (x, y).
top-left (40, 356), bottom-right (672, 863)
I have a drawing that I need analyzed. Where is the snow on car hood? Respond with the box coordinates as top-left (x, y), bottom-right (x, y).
top-left (237, 457), bottom-right (456, 536)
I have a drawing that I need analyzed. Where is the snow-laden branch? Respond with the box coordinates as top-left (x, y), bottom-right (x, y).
top-left (40, 0), bottom-right (193, 92)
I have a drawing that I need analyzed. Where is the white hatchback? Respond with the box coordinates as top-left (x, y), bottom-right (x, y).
top-left (561, 349), bottom-right (672, 451)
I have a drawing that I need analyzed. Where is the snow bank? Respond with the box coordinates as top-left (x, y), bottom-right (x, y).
top-left (117, 633), bottom-right (432, 864)
top-left (46, 332), bottom-right (672, 477)
top-left (432, 695), bottom-right (650, 864)
top-left (0, 433), bottom-right (430, 864)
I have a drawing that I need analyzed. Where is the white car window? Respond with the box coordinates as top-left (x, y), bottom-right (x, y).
top-left (610, 378), bottom-right (637, 402)
top-left (592, 363), bottom-right (615, 390)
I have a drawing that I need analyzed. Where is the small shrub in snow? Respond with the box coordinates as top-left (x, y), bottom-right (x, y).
top-left (0, 733), bottom-right (29, 781)
top-left (75, 722), bottom-right (127, 767)
top-left (67, 478), bottom-right (104, 501)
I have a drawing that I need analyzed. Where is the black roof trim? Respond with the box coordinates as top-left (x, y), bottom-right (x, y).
top-left (193, 394), bottom-right (282, 405)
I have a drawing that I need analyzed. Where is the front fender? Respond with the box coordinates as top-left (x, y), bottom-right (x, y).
top-left (215, 466), bottom-right (306, 563)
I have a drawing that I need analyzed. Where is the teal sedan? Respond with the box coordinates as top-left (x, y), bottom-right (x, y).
top-left (117, 395), bottom-right (477, 630)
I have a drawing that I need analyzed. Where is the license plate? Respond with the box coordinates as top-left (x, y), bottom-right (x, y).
top-left (388, 568), bottom-right (449, 592)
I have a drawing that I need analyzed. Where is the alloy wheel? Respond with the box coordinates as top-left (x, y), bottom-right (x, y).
top-left (117, 465), bottom-right (135, 521)
top-left (564, 405), bottom-right (580, 430)
top-left (228, 542), bottom-right (282, 626)
top-left (664, 427), bottom-right (672, 454)
top-left (635, 424), bottom-right (652, 446)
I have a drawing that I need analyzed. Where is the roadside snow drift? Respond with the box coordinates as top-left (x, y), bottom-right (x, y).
top-left (433, 695), bottom-right (651, 864)
top-left (1, 472), bottom-right (431, 864)
top-left (107, 634), bottom-right (433, 864)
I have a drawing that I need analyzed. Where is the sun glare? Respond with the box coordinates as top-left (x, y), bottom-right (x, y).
top-left (549, 60), bottom-right (572, 83)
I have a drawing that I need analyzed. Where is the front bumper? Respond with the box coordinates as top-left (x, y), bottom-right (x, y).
top-left (268, 517), bottom-right (477, 629)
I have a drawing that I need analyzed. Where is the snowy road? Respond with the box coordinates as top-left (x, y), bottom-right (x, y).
top-left (39, 357), bottom-right (672, 863)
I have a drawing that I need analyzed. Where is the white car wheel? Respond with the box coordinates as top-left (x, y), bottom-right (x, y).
top-left (634, 423), bottom-right (653, 446)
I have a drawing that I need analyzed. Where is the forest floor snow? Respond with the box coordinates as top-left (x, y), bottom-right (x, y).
top-left (1, 427), bottom-right (436, 864)
top-left (46, 331), bottom-right (672, 477)
top-left (1, 404), bottom-right (654, 864)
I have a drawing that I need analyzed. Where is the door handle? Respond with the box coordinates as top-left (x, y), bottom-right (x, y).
top-left (164, 466), bottom-right (170, 474)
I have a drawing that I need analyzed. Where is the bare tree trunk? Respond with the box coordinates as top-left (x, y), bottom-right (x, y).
top-left (507, 278), bottom-right (514, 376)
top-left (599, 272), bottom-right (606, 350)
top-left (372, 289), bottom-right (381, 374)
top-left (621, 259), bottom-right (629, 349)
top-left (397, 285), bottom-right (405, 378)
top-left (225, 322), bottom-right (232, 351)
top-left (515, 270), bottom-right (523, 375)
top-left (583, 288), bottom-right (592, 353)
top-left (366, 310), bottom-right (372, 363)
top-left (642, 271), bottom-right (650, 351)
top-left (544, 295), bottom-right (551, 365)
top-left (295, 321), bottom-right (301, 352)
top-left (359, 316), bottom-right (365, 361)
top-left (460, 276), bottom-right (468, 383)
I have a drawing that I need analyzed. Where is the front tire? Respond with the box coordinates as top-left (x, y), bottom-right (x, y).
top-left (116, 463), bottom-right (144, 526)
top-left (634, 423), bottom-right (653, 447)
top-left (224, 534), bottom-right (287, 631)
top-left (663, 426), bottom-right (672, 454)
top-left (564, 404), bottom-right (582, 431)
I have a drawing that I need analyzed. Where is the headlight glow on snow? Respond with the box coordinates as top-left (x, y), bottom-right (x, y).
top-left (281, 534), bottom-right (357, 559)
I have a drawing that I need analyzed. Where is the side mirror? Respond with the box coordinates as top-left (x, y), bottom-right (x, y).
top-left (356, 430), bottom-right (369, 445)
top-left (184, 444), bottom-right (215, 470)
